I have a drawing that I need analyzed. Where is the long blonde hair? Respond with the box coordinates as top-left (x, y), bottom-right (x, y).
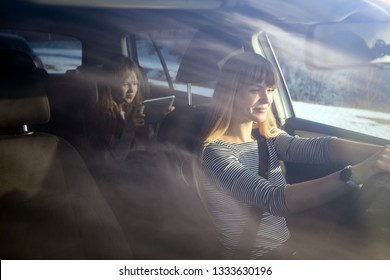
top-left (203, 53), bottom-right (281, 146)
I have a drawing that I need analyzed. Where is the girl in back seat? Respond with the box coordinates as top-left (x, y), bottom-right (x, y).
top-left (90, 55), bottom-right (148, 161)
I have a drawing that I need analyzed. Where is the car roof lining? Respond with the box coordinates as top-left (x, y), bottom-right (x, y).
top-left (26, 0), bottom-right (227, 9)
top-left (0, 1), bottom-right (351, 39)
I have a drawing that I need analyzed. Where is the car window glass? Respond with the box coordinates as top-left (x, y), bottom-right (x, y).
top-left (1, 30), bottom-right (82, 73)
top-left (135, 31), bottom-right (214, 97)
top-left (267, 32), bottom-right (390, 140)
top-left (136, 37), bottom-right (169, 87)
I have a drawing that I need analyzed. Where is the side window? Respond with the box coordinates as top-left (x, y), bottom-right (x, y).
top-left (31, 34), bottom-right (82, 73)
top-left (268, 32), bottom-right (390, 140)
top-left (0, 30), bottom-right (82, 73)
top-left (136, 37), bottom-right (169, 87)
top-left (134, 31), bottom-right (214, 97)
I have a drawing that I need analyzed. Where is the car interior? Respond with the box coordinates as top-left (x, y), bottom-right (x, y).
top-left (1, 0), bottom-right (390, 260)
top-left (0, 49), bottom-right (133, 259)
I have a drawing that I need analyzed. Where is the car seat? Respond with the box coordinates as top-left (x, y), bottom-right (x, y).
top-left (158, 25), bottom-right (243, 152)
top-left (0, 50), bottom-right (133, 259)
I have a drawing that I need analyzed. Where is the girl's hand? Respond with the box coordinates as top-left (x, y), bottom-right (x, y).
top-left (127, 108), bottom-right (145, 128)
top-left (133, 111), bottom-right (145, 127)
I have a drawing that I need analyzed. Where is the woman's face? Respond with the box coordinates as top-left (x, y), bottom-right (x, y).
top-left (112, 70), bottom-right (139, 105)
top-left (233, 81), bottom-right (274, 124)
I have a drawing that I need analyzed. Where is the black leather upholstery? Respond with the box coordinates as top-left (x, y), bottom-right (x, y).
top-left (157, 105), bottom-right (208, 153)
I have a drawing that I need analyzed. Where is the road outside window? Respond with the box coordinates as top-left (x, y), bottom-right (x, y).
top-left (268, 32), bottom-right (390, 140)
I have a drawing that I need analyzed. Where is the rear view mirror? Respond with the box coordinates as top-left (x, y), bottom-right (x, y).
top-left (305, 21), bottom-right (390, 69)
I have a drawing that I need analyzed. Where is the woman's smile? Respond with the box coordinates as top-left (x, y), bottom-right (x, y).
top-left (251, 106), bottom-right (268, 114)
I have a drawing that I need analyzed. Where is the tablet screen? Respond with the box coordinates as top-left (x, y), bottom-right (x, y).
top-left (140, 95), bottom-right (175, 124)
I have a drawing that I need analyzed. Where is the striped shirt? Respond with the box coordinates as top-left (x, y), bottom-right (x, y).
top-left (201, 132), bottom-right (334, 258)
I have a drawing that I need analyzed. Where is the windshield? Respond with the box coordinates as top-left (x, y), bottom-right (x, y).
top-left (268, 32), bottom-right (390, 141)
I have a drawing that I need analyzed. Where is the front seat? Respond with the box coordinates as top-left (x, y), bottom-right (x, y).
top-left (0, 50), bottom-right (133, 259)
top-left (158, 25), bottom-right (243, 152)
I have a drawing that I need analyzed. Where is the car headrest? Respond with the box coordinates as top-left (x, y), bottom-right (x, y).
top-left (158, 105), bottom-right (209, 153)
top-left (176, 26), bottom-right (243, 84)
top-left (0, 50), bottom-right (50, 129)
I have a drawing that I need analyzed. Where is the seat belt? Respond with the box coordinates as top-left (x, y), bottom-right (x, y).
top-left (235, 135), bottom-right (269, 259)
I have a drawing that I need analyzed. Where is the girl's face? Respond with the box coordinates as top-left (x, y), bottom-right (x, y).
top-left (233, 81), bottom-right (274, 124)
top-left (112, 70), bottom-right (139, 104)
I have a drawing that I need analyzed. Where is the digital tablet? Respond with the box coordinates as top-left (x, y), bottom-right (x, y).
top-left (140, 95), bottom-right (175, 124)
